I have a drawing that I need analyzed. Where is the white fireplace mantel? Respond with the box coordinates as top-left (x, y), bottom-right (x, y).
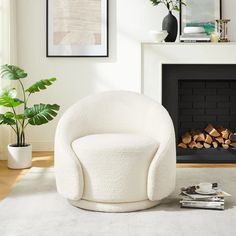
top-left (141, 42), bottom-right (236, 103)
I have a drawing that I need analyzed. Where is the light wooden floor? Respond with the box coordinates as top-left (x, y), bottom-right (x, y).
top-left (0, 152), bottom-right (54, 201)
top-left (0, 151), bottom-right (236, 201)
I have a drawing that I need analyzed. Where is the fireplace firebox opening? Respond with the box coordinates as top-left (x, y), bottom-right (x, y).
top-left (162, 64), bottom-right (236, 163)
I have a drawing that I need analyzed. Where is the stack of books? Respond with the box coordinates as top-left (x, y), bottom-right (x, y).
top-left (180, 33), bottom-right (211, 43)
top-left (180, 26), bottom-right (211, 43)
top-left (180, 184), bottom-right (231, 210)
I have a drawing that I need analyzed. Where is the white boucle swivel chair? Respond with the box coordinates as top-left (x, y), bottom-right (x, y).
top-left (55, 91), bottom-right (176, 212)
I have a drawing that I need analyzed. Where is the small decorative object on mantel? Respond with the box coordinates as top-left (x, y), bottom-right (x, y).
top-left (0, 65), bottom-right (60, 169)
top-left (210, 32), bottom-right (220, 43)
top-left (149, 30), bottom-right (168, 42)
top-left (180, 26), bottom-right (211, 42)
top-left (150, 0), bottom-right (186, 42)
top-left (216, 19), bottom-right (231, 42)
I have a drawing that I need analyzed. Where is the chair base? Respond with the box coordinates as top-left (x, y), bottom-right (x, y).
top-left (69, 199), bottom-right (160, 213)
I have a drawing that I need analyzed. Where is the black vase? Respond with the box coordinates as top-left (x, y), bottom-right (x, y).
top-left (162, 11), bottom-right (178, 42)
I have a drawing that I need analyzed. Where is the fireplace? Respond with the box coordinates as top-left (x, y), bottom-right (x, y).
top-left (162, 64), bottom-right (236, 163)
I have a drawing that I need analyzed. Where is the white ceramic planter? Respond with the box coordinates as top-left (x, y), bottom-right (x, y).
top-left (8, 144), bottom-right (32, 169)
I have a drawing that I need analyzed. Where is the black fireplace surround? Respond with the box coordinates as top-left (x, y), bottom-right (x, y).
top-left (162, 64), bottom-right (236, 163)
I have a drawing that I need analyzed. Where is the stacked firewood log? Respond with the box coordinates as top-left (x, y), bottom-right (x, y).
top-left (178, 124), bottom-right (236, 149)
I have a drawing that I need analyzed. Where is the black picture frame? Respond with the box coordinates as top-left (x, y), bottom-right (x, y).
top-left (179, 0), bottom-right (222, 36)
top-left (46, 0), bottom-right (109, 57)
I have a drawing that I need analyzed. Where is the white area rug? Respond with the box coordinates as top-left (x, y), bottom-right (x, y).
top-left (0, 168), bottom-right (236, 236)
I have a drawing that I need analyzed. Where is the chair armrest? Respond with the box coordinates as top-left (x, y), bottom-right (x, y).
top-left (147, 127), bottom-right (176, 201)
top-left (55, 144), bottom-right (84, 201)
top-left (54, 109), bottom-right (84, 201)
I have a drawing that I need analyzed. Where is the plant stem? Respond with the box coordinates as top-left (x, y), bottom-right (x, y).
top-left (24, 122), bottom-right (29, 129)
top-left (21, 131), bottom-right (25, 146)
top-left (18, 79), bottom-right (27, 146)
top-left (18, 79), bottom-right (26, 109)
top-left (12, 106), bottom-right (20, 146)
top-left (9, 125), bottom-right (17, 134)
top-left (164, 0), bottom-right (170, 10)
top-left (26, 92), bottom-right (32, 104)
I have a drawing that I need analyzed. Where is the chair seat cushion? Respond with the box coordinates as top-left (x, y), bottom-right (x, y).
top-left (72, 133), bottom-right (159, 203)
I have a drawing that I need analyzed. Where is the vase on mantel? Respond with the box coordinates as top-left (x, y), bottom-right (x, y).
top-left (162, 11), bottom-right (178, 42)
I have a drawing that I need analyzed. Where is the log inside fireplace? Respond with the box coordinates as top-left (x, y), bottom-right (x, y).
top-left (178, 124), bottom-right (236, 150)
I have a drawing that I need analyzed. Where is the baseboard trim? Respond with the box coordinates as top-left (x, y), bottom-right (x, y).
top-left (30, 142), bottom-right (54, 151)
top-left (0, 142), bottom-right (53, 160)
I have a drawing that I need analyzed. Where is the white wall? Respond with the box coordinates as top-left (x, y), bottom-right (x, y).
top-left (16, 0), bottom-right (236, 150)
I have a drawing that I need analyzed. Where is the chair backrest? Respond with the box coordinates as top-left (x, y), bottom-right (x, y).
top-left (56, 91), bottom-right (173, 145)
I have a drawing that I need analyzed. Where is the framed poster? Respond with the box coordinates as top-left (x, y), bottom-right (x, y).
top-left (180, 0), bottom-right (222, 35)
top-left (46, 0), bottom-right (108, 57)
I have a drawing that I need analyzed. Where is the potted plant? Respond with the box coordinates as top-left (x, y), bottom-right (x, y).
top-left (150, 0), bottom-right (186, 42)
top-left (0, 64), bottom-right (60, 169)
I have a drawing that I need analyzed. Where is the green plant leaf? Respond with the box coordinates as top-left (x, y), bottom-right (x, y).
top-left (25, 103), bottom-right (60, 126)
top-left (0, 96), bottom-right (24, 108)
top-left (25, 78), bottom-right (57, 94)
top-left (0, 113), bottom-right (16, 125)
top-left (15, 114), bottom-right (26, 120)
top-left (150, 0), bottom-right (161, 6)
top-left (4, 112), bottom-right (14, 118)
top-left (180, 0), bottom-right (186, 6)
top-left (4, 112), bottom-right (25, 122)
top-left (0, 64), bottom-right (27, 80)
top-left (0, 88), bottom-right (17, 98)
top-left (173, 6), bottom-right (180, 11)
